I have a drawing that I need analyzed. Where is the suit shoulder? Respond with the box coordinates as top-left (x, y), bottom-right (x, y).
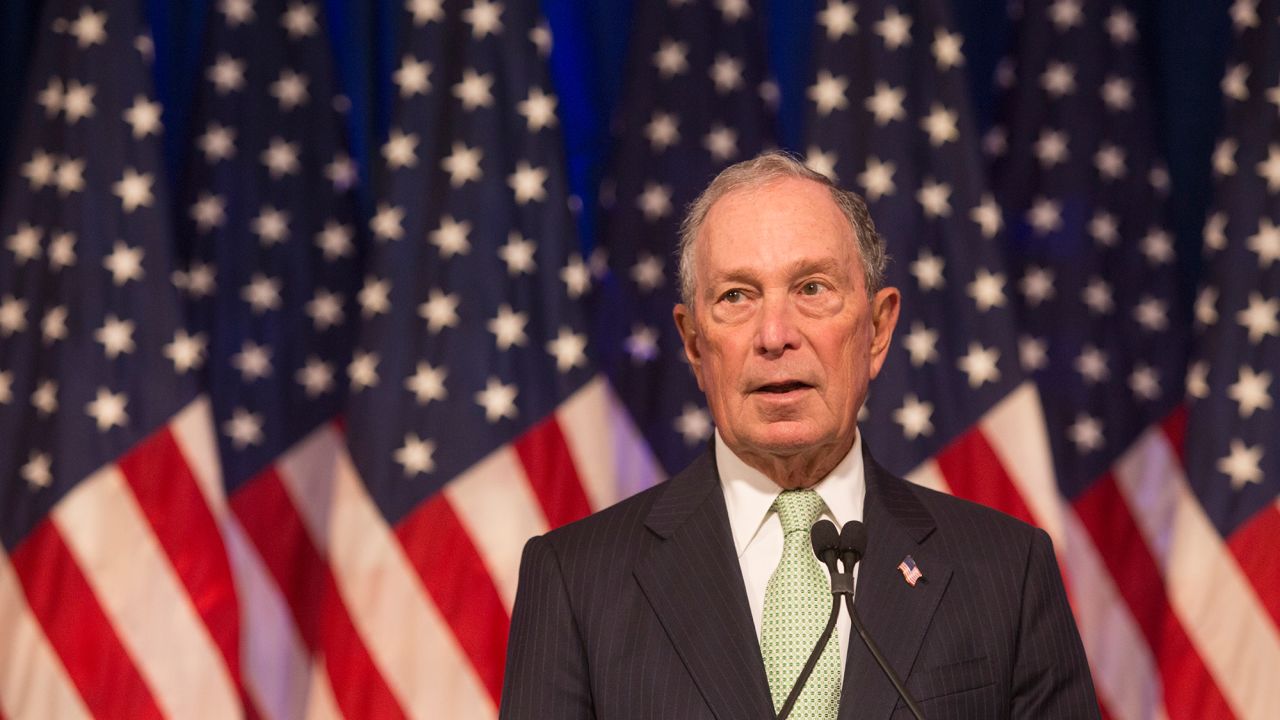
top-left (538, 450), bottom-right (717, 557)
top-left (539, 478), bottom-right (667, 553)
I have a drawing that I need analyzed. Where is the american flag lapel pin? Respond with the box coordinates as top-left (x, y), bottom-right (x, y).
top-left (898, 555), bottom-right (923, 587)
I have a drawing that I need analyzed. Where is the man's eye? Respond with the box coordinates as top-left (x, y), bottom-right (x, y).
top-left (721, 289), bottom-right (743, 303)
top-left (801, 282), bottom-right (824, 295)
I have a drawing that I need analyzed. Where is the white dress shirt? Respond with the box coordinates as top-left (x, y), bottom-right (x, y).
top-left (716, 429), bottom-right (866, 678)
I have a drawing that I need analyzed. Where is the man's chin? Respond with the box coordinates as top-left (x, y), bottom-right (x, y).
top-left (738, 424), bottom-right (829, 456)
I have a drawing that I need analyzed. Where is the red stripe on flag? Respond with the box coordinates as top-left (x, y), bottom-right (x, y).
top-left (231, 468), bottom-right (407, 720)
top-left (115, 428), bottom-right (243, 684)
top-left (314, 571), bottom-right (408, 719)
top-left (1160, 404), bottom-right (1188, 467)
top-left (1227, 505), bottom-right (1280, 628)
top-left (1072, 474), bottom-right (1234, 720)
top-left (10, 521), bottom-right (164, 720)
top-left (514, 416), bottom-right (593, 529)
top-left (1162, 403), bottom-right (1280, 627)
top-left (933, 428), bottom-right (1036, 526)
top-left (231, 469), bottom-right (326, 648)
top-left (397, 493), bottom-right (508, 703)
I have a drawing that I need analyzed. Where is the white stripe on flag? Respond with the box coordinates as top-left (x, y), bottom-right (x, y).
top-left (1058, 509), bottom-right (1168, 720)
top-left (51, 464), bottom-right (240, 719)
top-left (275, 425), bottom-right (494, 720)
top-left (170, 397), bottom-right (228, 513)
top-left (980, 383), bottom-right (1066, 547)
top-left (223, 510), bottom-right (310, 720)
top-left (557, 376), bottom-right (665, 511)
top-left (302, 658), bottom-right (343, 720)
top-left (1114, 427), bottom-right (1280, 719)
top-left (170, 396), bottom-right (311, 720)
top-left (445, 446), bottom-right (548, 611)
top-left (0, 546), bottom-right (92, 720)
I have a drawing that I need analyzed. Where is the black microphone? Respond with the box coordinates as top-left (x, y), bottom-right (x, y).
top-left (811, 519), bottom-right (840, 572)
top-left (837, 521), bottom-right (925, 720)
top-left (838, 520), bottom-right (868, 570)
top-left (775, 521), bottom-right (846, 720)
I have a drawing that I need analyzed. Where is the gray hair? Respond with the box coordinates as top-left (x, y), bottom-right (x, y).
top-left (676, 151), bottom-right (887, 306)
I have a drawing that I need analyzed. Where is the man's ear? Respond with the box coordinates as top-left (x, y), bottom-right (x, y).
top-left (672, 303), bottom-right (706, 391)
top-left (868, 287), bottom-right (901, 380)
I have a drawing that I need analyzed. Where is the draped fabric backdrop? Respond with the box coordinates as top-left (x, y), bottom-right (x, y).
top-left (2, 2), bottom-right (1268, 720)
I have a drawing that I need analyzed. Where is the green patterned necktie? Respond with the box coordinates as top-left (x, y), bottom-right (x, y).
top-left (761, 489), bottom-right (841, 719)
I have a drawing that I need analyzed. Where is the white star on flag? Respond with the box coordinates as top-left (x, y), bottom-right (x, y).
top-left (394, 55), bottom-right (433, 97)
top-left (223, 407), bottom-right (264, 449)
top-left (487, 304), bottom-right (529, 350)
top-left (395, 434), bottom-right (437, 475)
top-left (112, 168), bottom-right (154, 212)
top-left (95, 315), bottom-right (136, 358)
top-left (674, 404), bottom-right (713, 445)
top-left (123, 95), bottom-right (162, 138)
top-left (453, 69), bottom-right (495, 110)
top-left (546, 328), bottom-right (588, 372)
top-left (431, 216), bottom-right (472, 258)
top-left (86, 387), bottom-right (129, 432)
top-left (406, 362), bottom-right (448, 405)
top-left (419, 289), bottom-right (460, 333)
top-left (957, 343), bottom-right (1001, 388)
top-left (893, 394), bottom-right (934, 439)
top-left (441, 142), bottom-right (484, 186)
top-left (808, 70), bottom-right (849, 116)
top-left (475, 377), bottom-right (518, 422)
top-left (637, 183), bottom-right (673, 221)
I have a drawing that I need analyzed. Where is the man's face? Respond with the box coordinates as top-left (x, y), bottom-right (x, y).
top-left (673, 176), bottom-right (900, 480)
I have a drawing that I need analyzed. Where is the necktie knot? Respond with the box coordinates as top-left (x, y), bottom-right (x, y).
top-left (773, 489), bottom-right (825, 535)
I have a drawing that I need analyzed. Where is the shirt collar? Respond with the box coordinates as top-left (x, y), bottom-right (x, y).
top-left (716, 429), bottom-right (866, 558)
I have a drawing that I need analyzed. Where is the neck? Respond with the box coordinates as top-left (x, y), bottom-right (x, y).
top-left (737, 435), bottom-right (856, 490)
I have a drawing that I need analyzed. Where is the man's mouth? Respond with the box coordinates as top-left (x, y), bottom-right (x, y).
top-left (754, 381), bottom-right (812, 394)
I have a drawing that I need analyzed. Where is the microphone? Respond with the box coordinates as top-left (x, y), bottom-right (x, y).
top-left (838, 520), bottom-right (867, 569)
top-left (838, 521), bottom-right (925, 720)
top-left (776, 521), bottom-right (845, 720)
top-left (810, 518), bottom-right (840, 572)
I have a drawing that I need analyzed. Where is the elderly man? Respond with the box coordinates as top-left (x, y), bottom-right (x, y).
top-left (500, 152), bottom-right (1099, 719)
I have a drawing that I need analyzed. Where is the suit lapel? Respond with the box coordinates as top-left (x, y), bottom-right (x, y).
top-left (839, 449), bottom-right (953, 720)
top-left (634, 451), bottom-right (776, 720)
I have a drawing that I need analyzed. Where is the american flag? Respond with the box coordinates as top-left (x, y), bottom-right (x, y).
top-left (988, 0), bottom-right (1278, 717)
top-left (806, 0), bottom-right (1280, 718)
top-left (1183, 0), bottom-right (1280, 715)
top-left (804, 0), bottom-right (1042, 496)
top-left (0, 0), bottom-right (648, 716)
top-left (897, 555), bottom-right (922, 587)
top-left (336, 0), bottom-right (651, 716)
top-left (167, 0), bottom-right (373, 717)
top-left (0, 1), bottom-right (243, 717)
top-left (594, 0), bottom-right (776, 476)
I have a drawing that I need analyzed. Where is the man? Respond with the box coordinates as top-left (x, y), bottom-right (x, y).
top-left (500, 152), bottom-right (1099, 719)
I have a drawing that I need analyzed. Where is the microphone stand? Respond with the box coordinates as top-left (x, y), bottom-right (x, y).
top-left (843, 593), bottom-right (925, 720)
top-left (775, 538), bottom-right (851, 720)
top-left (779, 522), bottom-right (925, 720)
top-left (838, 533), bottom-right (925, 720)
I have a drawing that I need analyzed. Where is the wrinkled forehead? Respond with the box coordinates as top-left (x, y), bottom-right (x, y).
top-left (696, 178), bottom-right (860, 277)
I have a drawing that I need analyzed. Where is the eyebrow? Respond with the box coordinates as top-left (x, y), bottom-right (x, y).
top-left (707, 256), bottom-right (849, 287)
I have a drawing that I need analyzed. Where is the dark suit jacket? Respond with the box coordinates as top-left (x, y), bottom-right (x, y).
top-left (499, 444), bottom-right (1100, 719)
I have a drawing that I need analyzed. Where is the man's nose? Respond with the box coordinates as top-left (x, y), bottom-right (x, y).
top-left (754, 292), bottom-right (801, 357)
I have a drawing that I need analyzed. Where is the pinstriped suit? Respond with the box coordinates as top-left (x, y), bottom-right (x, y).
top-left (499, 443), bottom-right (1100, 719)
